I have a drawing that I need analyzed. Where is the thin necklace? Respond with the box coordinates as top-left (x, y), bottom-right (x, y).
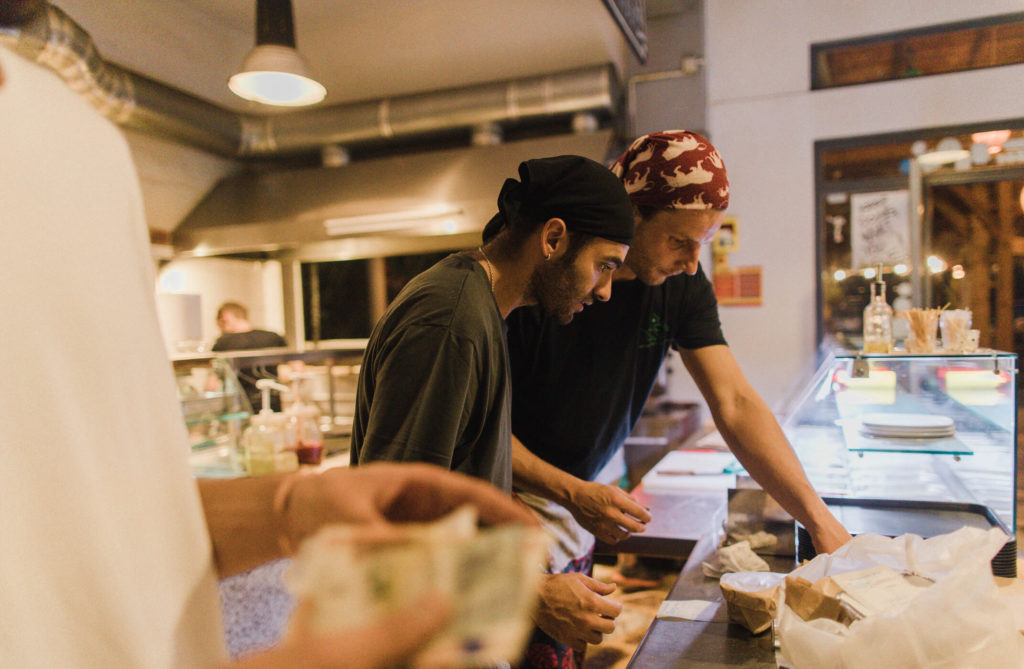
top-left (477, 245), bottom-right (494, 293)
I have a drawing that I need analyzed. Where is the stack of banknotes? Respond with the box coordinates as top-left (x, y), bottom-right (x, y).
top-left (287, 506), bottom-right (548, 667)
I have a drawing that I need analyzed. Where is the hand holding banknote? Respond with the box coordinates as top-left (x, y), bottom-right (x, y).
top-left (230, 594), bottom-right (452, 669)
top-left (286, 506), bottom-right (548, 668)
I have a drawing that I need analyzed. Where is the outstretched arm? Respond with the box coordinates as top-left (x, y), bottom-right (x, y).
top-left (680, 345), bottom-right (852, 554)
top-left (198, 462), bottom-right (536, 578)
top-left (511, 435), bottom-right (650, 544)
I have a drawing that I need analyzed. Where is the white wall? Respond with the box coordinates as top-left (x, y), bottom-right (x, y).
top-left (157, 258), bottom-right (285, 349)
top-left (688, 0), bottom-right (1024, 408)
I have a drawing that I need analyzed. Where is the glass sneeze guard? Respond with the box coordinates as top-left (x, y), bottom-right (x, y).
top-left (781, 349), bottom-right (1017, 528)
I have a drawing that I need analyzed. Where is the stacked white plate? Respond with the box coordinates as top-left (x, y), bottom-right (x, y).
top-left (859, 413), bottom-right (956, 439)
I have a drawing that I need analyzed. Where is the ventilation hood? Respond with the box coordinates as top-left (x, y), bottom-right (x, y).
top-left (5, 4), bottom-right (625, 260)
top-left (173, 129), bottom-right (618, 259)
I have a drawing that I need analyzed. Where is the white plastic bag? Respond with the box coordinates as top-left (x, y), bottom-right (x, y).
top-left (777, 527), bottom-right (1020, 669)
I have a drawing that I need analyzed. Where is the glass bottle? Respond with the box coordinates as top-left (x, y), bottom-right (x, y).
top-left (862, 264), bottom-right (894, 353)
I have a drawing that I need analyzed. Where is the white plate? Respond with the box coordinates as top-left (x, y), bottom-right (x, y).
top-left (859, 413), bottom-right (955, 439)
top-left (860, 413), bottom-right (954, 429)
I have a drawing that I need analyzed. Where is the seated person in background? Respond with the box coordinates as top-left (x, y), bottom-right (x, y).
top-left (213, 301), bottom-right (287, 351)
top-left (212, 301), bottom-right (288, 411)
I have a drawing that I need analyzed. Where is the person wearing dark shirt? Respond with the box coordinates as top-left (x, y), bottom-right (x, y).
top-left (211, 301), bottom-right (287, 411)
top-left (505, 132), bottom-right (852, 618)
top-left (212, 301), bottom-right (287, 351)
top-left (351, 155), bottom-right (636, 667)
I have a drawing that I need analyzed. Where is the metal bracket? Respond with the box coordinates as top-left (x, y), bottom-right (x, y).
top-left (852, 356), bottom-right (870, 379)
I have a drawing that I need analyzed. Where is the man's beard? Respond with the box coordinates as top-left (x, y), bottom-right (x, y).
top-left (528, 256), bottom-right (589, 324)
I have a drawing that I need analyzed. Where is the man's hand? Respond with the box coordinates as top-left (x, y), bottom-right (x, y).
top-left (229, 593), bottom-right (451, 669)
top-left (564, 481), bottom-right (651, 544)
top-left (533, 573), bottom-right (622, 652)
top-left (284, 462), bottom-right (537, 549)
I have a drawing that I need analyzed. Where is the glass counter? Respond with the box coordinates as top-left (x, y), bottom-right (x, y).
top-left (172, 346), bottom-right (365, 478)
top-left (174, 357), bottom-right (252, 477)
top-left (781, 350), bottom-right (1017, 528)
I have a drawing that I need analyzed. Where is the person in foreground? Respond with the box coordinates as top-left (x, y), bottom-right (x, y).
top-left (0, 24), bottom-right (532, 669)
top-left (504, 131), bottom-right (852, 617)
top-left (351, 155), bottom-right (635, 666)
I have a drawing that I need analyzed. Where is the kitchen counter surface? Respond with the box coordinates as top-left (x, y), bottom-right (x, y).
top-left (625, 527), bottom-right (787, 668)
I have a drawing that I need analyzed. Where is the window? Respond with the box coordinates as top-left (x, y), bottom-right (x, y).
top-left (301, 250), bottom-right (458, 341)
top-left (812, 13), bottom-right (1024, 90)
top-left (302, 260), bottom-right (371, 340)
top-left (384, 251), bottom-right (450, 303)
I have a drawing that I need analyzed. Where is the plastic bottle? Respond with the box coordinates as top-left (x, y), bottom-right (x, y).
top-left (862, 263), bottom-right (894, 354)
top-left (243, 379), bottom-right (297, 475)
top-left (285, 373), bottom-right (325, 466)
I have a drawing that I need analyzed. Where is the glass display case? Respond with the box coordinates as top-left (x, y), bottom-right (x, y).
top-left (172, 346), bottom-right (365, 477)
top-left (781, 349), bottom-right (1017, 528)
top-left (174, 357), bottom-right (252, 477)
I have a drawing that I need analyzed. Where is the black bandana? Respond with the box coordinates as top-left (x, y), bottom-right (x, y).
top-left (482, 155), bottom-right (634, 246)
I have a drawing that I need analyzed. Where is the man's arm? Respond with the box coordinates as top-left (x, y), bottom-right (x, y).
top-left (511, 435), bottom-right (650, 544)
top-left (198, 462), bottom-right (537, 578)
top-left (679, 345), bottom-right (852, 554)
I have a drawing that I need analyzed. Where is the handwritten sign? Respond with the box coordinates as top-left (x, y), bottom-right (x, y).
top-left (850, 190), bottom-right (909, 267)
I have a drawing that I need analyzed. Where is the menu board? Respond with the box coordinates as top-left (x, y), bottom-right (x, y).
top-left (850, 190), bottom-right (910, 268)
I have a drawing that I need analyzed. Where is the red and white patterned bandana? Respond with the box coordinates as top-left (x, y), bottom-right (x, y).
top-left (610, 130), bottom-right (729, 210)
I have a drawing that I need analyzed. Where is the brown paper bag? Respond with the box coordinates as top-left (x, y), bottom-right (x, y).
top-left (720, 584), bottom-right (776, 634)
top-left (783, 575), bottom-right (855, 625)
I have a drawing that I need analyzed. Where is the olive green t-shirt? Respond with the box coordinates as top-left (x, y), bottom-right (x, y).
top-left (350, 253), bottom-right (511, 492)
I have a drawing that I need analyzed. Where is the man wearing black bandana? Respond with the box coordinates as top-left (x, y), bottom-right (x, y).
top-left (351, 155), bottom-right (635, 665)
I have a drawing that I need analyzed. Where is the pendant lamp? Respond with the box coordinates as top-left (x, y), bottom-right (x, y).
top-left (228, 0), bottom-right (326, 107)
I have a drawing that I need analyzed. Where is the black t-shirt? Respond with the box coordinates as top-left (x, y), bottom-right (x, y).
top-left (505, 265), bottom-right (726, 481)
top-left (350, 253), bottom-right (512, 492)
top-left (211, 329), bottom-right (287, 411)
top-left (211, 329), bottom-right (286, 351)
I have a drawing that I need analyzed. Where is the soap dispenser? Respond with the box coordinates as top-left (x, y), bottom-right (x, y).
top-left (243, 379), bottom-right (297, 475)
top-left (862, 263), bottom-right (894, 354)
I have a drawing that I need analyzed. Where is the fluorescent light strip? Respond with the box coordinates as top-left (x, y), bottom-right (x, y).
top-left (324, 205), bottom-right (463, 236)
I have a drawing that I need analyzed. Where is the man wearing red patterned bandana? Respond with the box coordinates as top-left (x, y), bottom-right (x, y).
top-left (505, 131), bottom-right (851, 669)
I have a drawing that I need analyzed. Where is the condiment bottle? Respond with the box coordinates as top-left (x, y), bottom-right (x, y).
top-left (285, 373), bottom-right (325, 466)
top-left (243, 380), bottom-right (297, 475)
top-left (862, 263), bottom-right (894, 354)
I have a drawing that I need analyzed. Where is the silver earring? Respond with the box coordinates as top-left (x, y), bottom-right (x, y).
top-left (545, 253), bottom-right (551, 260)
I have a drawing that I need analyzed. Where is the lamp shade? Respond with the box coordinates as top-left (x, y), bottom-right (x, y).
top-left (229, 44), bottom-right (326, 106)
top-left (229, 0), bottom-right (326, 107)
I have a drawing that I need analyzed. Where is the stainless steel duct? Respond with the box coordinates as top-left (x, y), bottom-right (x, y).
top-left (3, 3), bottom-right (620, 159)
top-left (1, 3), bottom-right (240, 156)
top-left (244, 65), bottom-right (619, 156)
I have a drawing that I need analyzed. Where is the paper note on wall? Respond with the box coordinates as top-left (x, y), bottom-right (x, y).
top-left (850, 190), bottom-right (909, 268)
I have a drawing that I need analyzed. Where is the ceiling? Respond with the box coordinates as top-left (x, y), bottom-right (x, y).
top-left (50, 0), bottom-right (630, 114)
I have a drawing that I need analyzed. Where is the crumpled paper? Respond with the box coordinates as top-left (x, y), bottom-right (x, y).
top-left (725, 529), bottom-right (778, 552)
top-left (720, 571), bottom-right (787, 634)
top-left (701, 540), bottom-right (770, 578)
top-left (776, 527), bottom-right (1019, 669)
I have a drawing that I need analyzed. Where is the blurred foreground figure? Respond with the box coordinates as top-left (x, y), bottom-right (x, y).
top-left (0, 18), bottom-right (532, 669)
